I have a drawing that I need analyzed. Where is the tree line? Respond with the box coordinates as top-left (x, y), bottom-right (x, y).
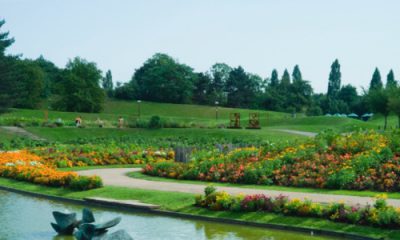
top-left (0, 19), bottom-right (399, 128)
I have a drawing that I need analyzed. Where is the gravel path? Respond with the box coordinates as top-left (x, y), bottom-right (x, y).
top-left (79, 168), bottom-right (400, 207)
top-left (0, 126), bottom-right (46, 141)
top-left (274, 129), bottom-right (317, 137)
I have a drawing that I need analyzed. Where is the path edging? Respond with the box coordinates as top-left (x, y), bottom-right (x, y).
top-left (0, 184), bottom-right (384, 240)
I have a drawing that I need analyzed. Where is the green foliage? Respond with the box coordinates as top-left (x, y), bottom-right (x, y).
top-left (204, 184), bottom-right (216, 196)
top-left (148, 115), bottom-right (162, 129)
top-left (69, 176), bottom-right (103, 191)
top-left (327, 59), bottom-right (341, 98)
top-left (367, 88), bottom-right (390, 129)
top-left (292, 65), bottom-right (302, 82)
top-left (197, 188), bottom-right (400, 229)
top-left (102, 70), bottom-right (114, 97)
top-left (226, 66), bottom-right (260, 108)
top-left (386, 69), bottom-right (397, 89)
top-left (0, 19), bottom-right (14, 55)
top-left (134, 53), bottom-right (196, 104)
top-left (52, 57), bottom-right (105, 113)
top-left (370, 68), bottom-right (383, 91)
top-left (13, 60), bottom-right (45, 109)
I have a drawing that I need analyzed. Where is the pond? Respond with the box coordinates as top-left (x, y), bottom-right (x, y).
top-left (0, 190), bottom-right (342, 240)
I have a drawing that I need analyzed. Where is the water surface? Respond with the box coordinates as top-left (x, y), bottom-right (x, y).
top-left (0, 190), bottom-right (341, 240)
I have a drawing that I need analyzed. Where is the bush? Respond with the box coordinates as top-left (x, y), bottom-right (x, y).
top-left (148, 116), bottom-right (162, 129)
top-left (196, 188), bottom-right (400, 229)
top-left (70, 176), bottom-right (103, 190)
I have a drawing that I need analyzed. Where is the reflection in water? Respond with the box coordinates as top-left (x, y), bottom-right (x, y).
top-left (0, 190), bottom-right (339, 240)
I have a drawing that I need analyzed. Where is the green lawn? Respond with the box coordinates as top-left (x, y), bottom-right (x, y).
top-left (0, 128), bottom-right (18, 140)
top-left (2, 99), bottom-right (395, 135)
top-left (25, 127), bottom-right (307, 143)
top-left (128, 171), bottom-right (400, 199)
top-left (0, 177), bottom-right (398, 239)
top-left (1, 100), bottom-right (288, 127)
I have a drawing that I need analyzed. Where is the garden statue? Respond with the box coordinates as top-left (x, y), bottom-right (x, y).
top-left (51, 211), bottom-right (78, 235)
top-left (51, 208), bottom-right (132, 240)
top-left (228, 113), bottom-right (241, 129)
top-left (247, 112), bottom-right (261, 129)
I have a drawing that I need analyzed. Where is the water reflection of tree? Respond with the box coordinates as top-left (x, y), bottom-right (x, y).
top-left (194, 221), bottom-right (277, 240)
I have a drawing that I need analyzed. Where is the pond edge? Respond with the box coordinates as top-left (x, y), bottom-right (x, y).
top-left (0, 184), bottom-right (383, 240)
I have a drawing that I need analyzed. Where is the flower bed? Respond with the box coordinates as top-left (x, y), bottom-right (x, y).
top-left (0, 151), bottom-right (102, 190)
top-left (196, 186), bottom-right (400, 228)
top-left (31, 143), bottom-right (175, 168)
top-left (143, 130), bottom-right (400, 192)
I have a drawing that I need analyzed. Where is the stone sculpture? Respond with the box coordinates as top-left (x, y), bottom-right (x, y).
top-left (51, 208), bottom-right (132, 240)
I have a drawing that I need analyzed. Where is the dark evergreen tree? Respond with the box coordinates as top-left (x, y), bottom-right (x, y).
top-left (327, 59), bottom-right (341, 98)
top-left (292, 65), bottom-right (302, 82)
top-left (386, 69), bottom-right (397, 89)
top-left (280, 69), bottom-right (291, 90)
top-left (0, 19), bottom-right (16, 112)
top-left (270, 69), bottom-right (279, 87)
top-left (0, 19), bottom-right (14, 55)
top-left (102, 70), bottom-right (114, 97)
top-left (369, 67), bottom-right (383, 91)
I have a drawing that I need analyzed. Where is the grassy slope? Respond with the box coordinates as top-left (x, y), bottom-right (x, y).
top-left (2, 99), bottom-right (383, 132)
top-left (0, 177), bottom-right (398, 239)
top-left (2, 100), bottom-right (287, 125)
top-left (25, 127), bottom-right (306, 142)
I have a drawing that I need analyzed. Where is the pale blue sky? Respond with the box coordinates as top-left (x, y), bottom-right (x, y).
top-left (1, 0), bottom-right (399, 93)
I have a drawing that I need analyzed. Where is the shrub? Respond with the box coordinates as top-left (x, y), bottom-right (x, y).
top-left (70, 176), bottom-right (103, 190)
top-left (148, 116), bottom-right (162, 129)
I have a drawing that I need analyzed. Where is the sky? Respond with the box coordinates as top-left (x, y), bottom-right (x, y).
top-left (1, 0), bottom-right (399, 93)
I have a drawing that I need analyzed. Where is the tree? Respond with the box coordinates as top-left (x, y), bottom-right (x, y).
top-left (52, 57), bottom-right (105, 113)
top-left (292, 65), bottom-right (302, 82)
top-left (270, 69), bottom-right (279, 88)
top-left (386, 69), bottom-right (397, 89)
top-left (327, 59), bottom-right (341, 98)
top-left (280, 69), bottom-right (291, 90)
top-left (209, 63), bottom-right (232, 105)
top-left (367, 88), bottom-right (390, 130)
top-left (369, 68), bottom-right (383, 91)
top-left (35, 55), bottom-right (61, 97)
top-left (114, 81), bottom-right (137, 100)
top-left (13, 60), bottom-right (45, 109)
top-left (102, 70), bottom-right (114, 97)
top-left (388, 87), bottom-right (400, 128)
top-left (0, 19), bottom-right (16, 112)
top-left (337, 84), bottom-right (359, 113)
top-left (134, 53), bottom-right (196, 103)
top-left (0, 19), bottom-right (14, 55)
top-left (193, 72), bottom-right (211, 104)
top-left (226, 66), bottom-right (260, 108)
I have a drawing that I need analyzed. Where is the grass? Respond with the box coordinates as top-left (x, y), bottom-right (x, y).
top-left (1, 100), bottom-right (288, 126)
top-left (128, 171), bottom-right (400, 199)
top-left (2, 99), bottom-right (390, 132)
top-left (0, 128), bottom-right (18, 141)
top-left (0, 177), bottom-right (398, 239)
top-left (25, 127), bottom-right (307, 143)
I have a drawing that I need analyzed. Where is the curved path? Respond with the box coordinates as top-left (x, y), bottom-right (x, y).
top-left (1, 126), bottom-right (46, 141)
top-left (79, 168), bottom-right (400, 207)
top-left (274, 129), bottom-right (317, 137)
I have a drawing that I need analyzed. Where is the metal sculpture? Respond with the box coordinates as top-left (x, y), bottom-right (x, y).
top-left (51, 208), bottom-right (132, 240)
